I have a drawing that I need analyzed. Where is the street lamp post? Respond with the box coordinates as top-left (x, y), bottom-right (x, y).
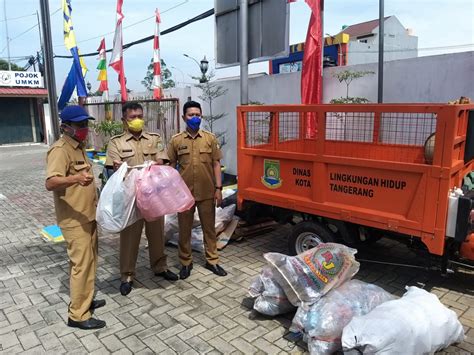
top-left (183, 54), bottom-right (209, 83)
top-left (171, 66), bottom-right (185, 86)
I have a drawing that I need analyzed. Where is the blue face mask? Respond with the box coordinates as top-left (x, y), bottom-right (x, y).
top-left (186, 116), bottom-right (201, 131)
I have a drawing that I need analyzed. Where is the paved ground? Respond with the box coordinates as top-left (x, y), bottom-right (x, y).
top-left (0, 144), bottom-right (472, 354)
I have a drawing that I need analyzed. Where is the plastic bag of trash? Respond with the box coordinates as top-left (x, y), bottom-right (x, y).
top-left (342, 286), bottom-right (465, 355)
top-left (248, 266), bottom-right (296, 316)
top-left (265, 243), bottom-right (360, 306)
top-left (215, 204), bottom-right (236, 234)
top-left (136, 165), bottom-right (194, 221)
top-left (303, 280), bottom-right (395, 355)
top-left (96, 162), bottom-right (140, 233)
top-left (166, 205), bottom-right (237, 252)
top-left (289, 304), bottom-right (309, 335)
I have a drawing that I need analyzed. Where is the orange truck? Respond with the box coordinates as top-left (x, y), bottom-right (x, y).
top-left (237, 103), bottom-right (474, 272)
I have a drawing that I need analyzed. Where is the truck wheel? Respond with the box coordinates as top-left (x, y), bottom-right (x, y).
top-left (288, 221), bottom-right (335, 256)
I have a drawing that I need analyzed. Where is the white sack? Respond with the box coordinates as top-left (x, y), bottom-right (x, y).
top-left (341, 286), bottom-right (465, 355)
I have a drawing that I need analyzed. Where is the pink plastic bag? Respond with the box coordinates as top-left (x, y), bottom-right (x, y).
top-left (136, 165), bottom-right (195, 221)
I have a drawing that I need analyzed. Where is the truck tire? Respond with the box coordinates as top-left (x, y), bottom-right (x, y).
top-left (288, 221), bottom-right (336, 256)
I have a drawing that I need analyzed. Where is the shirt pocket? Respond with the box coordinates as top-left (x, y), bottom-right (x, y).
top-left (119, 149), bottom-right (135, 160)
top-left (177, 148), bottom-right (191, 165)
top-left (199, 147), bottom-right (213, 163)
top-left (143, 147), bottom-right (158, 160)
top-left (72, 163), bottom-right (90, 174)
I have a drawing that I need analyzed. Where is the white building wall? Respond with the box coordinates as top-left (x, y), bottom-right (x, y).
top-left (347, 17), bottom-right (418, 65)
top-left (165, 51), bottom-right (473, 175)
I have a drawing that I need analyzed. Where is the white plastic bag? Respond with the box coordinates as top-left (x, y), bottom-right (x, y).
top-left (215, 204), bottom-right (237, 233)
top-left (96, 162), bottom-right (140, 233)
top-left (265, 243), bottom-right (360, 306)
top-left (303, 280), bottom-right (395, 355)
top-left (248, 266), bottom-right (296, 316)
top-left (341, 286), bottom-right (465, 355)
top-left (166, 204), bottom-right (237, 252)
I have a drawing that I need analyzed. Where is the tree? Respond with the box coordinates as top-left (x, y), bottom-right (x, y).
top-left (194, 72), bottom-right (228, 147)
top-left (330, 70), bottom-right (374, 104)
top-left (0, 59), bottom-right (25, 71)
top-left (142, 59), bottom-right (175, 91)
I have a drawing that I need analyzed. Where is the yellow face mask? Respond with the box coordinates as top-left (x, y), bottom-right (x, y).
top-left (127, 118), bottom-right (145, 132)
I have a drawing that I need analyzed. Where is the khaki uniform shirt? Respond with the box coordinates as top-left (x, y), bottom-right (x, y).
top-left (167, 129), bottom-right (222, 201)
top-left (105, 131), bottom-right (168, 167)
top-left (46, 135), bottom-right (97, 228)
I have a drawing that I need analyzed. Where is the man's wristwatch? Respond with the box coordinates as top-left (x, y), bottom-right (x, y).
top-left (215, 186), bottom-right (223, 191)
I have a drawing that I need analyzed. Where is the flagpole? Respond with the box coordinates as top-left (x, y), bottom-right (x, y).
top-left (152, 9), bottom-right (162, 100)
top-left (39, 0), bottom-right (60, 142)
top-left (378, 0), bottom-right (384, 103)
top-left (239, 0), bottom-right (248, 105)
top-left (3, 0), bottom-right (11, 71)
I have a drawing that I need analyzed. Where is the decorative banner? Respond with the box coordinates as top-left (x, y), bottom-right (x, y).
top-left (152, 8), bottom-right (162, 100)
top-left (96, 38), bottom-right (109, 98)
top-left (109, 0), bottom-right (127, 102)
top-left (58, 0), bottom-right (88, 110)
top-left (0, 71), bottom-right (44, 88)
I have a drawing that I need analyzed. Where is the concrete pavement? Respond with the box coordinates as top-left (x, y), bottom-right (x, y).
top-left (0, 144), bottom-right (472, 354)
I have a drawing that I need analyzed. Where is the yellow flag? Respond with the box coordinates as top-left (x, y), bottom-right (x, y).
top-left (78, 49), bottom-right (88, 77)
top-left (62, 0), bottom-right (77, 50)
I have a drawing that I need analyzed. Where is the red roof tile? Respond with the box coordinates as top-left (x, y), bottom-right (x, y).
top-left (339, 16), bottom-right (390, 38)
top-left (0, 87), bottom-right (48, 97)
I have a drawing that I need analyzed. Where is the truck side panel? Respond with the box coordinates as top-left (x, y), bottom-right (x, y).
top-left (237, 104), bottom-right (474, 256)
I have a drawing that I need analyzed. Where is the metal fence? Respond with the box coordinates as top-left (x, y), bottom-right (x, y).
top-left (84, 98), bottom-right (180, 150)
top-left (240, 105), bottom-right (445, 165)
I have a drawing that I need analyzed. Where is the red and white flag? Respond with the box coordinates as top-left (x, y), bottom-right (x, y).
top-left (152, 8), bottom-right (162, 100)
top-left (109, 0), bottom-right (127, 102)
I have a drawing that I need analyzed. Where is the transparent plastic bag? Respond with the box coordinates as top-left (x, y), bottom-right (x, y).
top-left (166, 205), bottom-right (237, 252)
top-left (248, 266), bottom-right (296, 316)
top-left (215, 204), bottom-right (236, 234)
top-left (136, 165), bottom-right (194, 221)
top-left (303, 280), bottom-right (395, 355)
top-left (96, 162), bottom-right (140, 233)
top-left (342, 286), bottom-right (465, 355)
top-left (264, 243), bottom-right (360, 306)
top-left (289, 304), bottom-right (309, 334)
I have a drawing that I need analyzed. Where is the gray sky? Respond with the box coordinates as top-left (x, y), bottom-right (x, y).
top-left (1, 0), bottom-right (473, 94)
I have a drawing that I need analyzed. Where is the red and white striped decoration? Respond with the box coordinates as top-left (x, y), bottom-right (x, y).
top-left (152, 8), bottom-right (162, 100)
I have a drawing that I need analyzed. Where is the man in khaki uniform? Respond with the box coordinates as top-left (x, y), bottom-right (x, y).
top-left (168, 101), bottom-right (227, 279)
top-left (45, 105), bottom-right (106, 330)
top-left (106, 102), bottom-right (178, 296)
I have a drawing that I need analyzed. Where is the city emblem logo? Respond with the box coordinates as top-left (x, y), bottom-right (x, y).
top-left (261, 159), bottom-right (282, 189)
top-left (0, 72), bottom-right (12, 85)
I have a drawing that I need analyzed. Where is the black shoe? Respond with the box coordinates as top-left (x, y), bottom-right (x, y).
top-left (179, 264), bottom-right (193, 280)
top-left (155, 270), bottom-right (178, 281)
top-left (205, 263), bottom-right (227, 276)
top-left (67, 317), bottom-right (106, 330)
top-left (120, 281), bottom-right (133, 296)
top-left (90, 299), bottom-right (106, 310)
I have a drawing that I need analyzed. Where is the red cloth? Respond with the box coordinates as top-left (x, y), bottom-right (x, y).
top-left (301, 0), bottom-right (323, 137)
